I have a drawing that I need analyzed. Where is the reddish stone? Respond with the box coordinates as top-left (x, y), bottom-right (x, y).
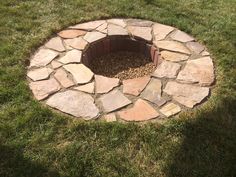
top-left (95, 75), bottom-right (119, 94)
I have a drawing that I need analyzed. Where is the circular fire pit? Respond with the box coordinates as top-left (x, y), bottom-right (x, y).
top-left (27, 19), bottom-right (215, 122)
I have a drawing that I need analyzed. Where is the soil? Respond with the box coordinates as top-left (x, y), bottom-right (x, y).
top-left (89, 51), bottom-right (156, 81)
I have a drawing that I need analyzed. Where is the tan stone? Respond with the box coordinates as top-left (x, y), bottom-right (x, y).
top-left (177, 57), bottom-right (214, 86)
top-left (154, 41), bottom-right (191, 55)
top-left (30, 49), bottom-right (59, 68)
top-left (201, 50), bottom-right (210, 56)
top-left (46, 90), bottom-right (99, 119)
top-left (123, 76), bottom-right (150, 96)
top-left (58, 49), bottom-right (82, 64)
top-left (29, 78), bottom-right (60, 100)
top-left (57, 29), bottom-right (86, 39)
top-left (54, 68), bottom-right (74, 88)
top-left (95, 75), bottom-right (119, 94)
top-left (127, 26), bottom-right (152, 41)
top-left (99, 90), bottom-right (131, 113)
top-left (96, 23), bottom-right (108, 33)
top-left (126, 19), bottom-right (153, 27)
top-left (27, 68), bottom-right (53, 81)
top-left (45, 37), bottom-right (65, 52)
top-left (64, 37), bottom-right (88, 50)
top-left (160, 103), bottom-right (181, 117)
top-left (118, 99), bottom-right (159, 121)
top-left (107, 19), bottom-right (126, 27)
top-left (51, 60), bottom-right (62, 69)
top-left (186, 42), bottom-right (205, 54)
top-left (104, 113), bottom-right (117, 122)
top-left (171, 30), bottom-right (195, 43)
top-left (107, 24), bottom-right (128, 36)
top-left (70, 20), bottom-right (106, 30)
top-left (163, 81), bottom-right (209, 108)
top-left (83, 31), bottom-right (106, 43)
top-left (63, 64), bottom-right (94, 84)
top-left (153, 23), bottom-right (175, 41)
top-left (74, 82), bottom-right (94, 94)
top-left (152, 61), bottom-right (181, 78)
top-left (161, 51), bottom-right (189, 62)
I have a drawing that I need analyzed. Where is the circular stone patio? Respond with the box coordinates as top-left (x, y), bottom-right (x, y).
top-left (27, 18), bottom-right (215, 122)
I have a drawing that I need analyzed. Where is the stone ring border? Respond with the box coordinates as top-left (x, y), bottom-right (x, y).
top-left (27, 18), bottom-right (215, 122)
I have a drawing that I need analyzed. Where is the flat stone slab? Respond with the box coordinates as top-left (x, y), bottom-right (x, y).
top-left (152, 61), bottom-right (181, 78)
top-left (58, 29), bottom-right (86, 39)
top-left (74, 82), bottom-right (94, 94)
top-left (127, 26), bottom-right (152, 41)
top-left (29, 78), bottom-right (60, 100)
top-left (153, 23), bottom-right (175, 41)
top-left (99, 90), bottom-right (131, 113)
top-left (70, 20), bottom-right (106, 30)
top-left (51, 60), bottom-right (62, 69)
top-left (177, 57), bottom-right (214, 86)
top-left (123, 76), bottom-right (150, 96)
top-left (63, 64), bottom-right (94, 84)
top-left (164, 81), bottom-right (209, 108)
top-left (171, 30), bottom-right (195, 43)
top-left (54, 68), bottom-right (74, 88)
top-left (160, 103), bottom-right (181, 117)
top-left (45, 37), bottom-right (65, 52)
top-left (30, 49), bottom-right (58, 68)
top-left (96, 23), bottom-right (108, 33)
top-left (126, 19), bottom-right (153, 27)
top-left (64, 37), bottom-right (88, 50)
top-left (108, 24), bottom-right (128, 36)
top-left (83, 31), bottom-right (106, 43)
top-left (161, 51), bottom-right (189, 62)
top-left (58, 49), bottom-right (82, 64)
top-left (186, 42), bottom-right (205, 54)
top-left (95, 75), bottom-right (119, 94)
top-left (107, 19), bottom-right (126, 27)
top-left (27, 68), bottom-right (53, 81)
top-left (118, 99), bottom-right (159, 121)
top-left (46, 90), bottom-right (99, 119)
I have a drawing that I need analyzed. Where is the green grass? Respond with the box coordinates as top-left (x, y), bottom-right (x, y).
top-left (0, 0), bottom-right (236, 176)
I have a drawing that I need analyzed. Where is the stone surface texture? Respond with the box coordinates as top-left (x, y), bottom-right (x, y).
top-left (27, 19), bottom-right (215, 121)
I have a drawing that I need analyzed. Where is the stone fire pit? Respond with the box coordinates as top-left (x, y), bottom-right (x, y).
top-left (27, 18), bottom-right (215, 122)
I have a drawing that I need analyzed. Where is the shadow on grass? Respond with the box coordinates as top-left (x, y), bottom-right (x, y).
top-left (0, 144), bottom-right (60, 177)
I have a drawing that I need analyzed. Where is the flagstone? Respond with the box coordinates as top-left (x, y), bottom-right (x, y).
top-left (186, 42), bottom-right (205, 54)
top-left (153, 23), bottom-right (175, 41)
top-left (51, 60), bottom-right (62, 69)
top-left (160, 51), bottom-right (189, 62)
top-left (63, 64), bottom-right (94, 84)
top-left (45, 37), bottom-right (65, 52)
top-left (57, 29), bottom-right (86, 39)
top-left (104, 113), bottom-right (117, 122)
top-left (96, 22), bottom-right (108, 33)
top-left (123, 76), bottom-right (150, 96)
top-left (74, 82), bottom-right (94, 94)
top-left (64, 37), bottom-right (88, 50)
top-left (126, 19), bottom-right (153, 27)
top-left (177, 57), bottom-right (214, 86)
top-left (95, 75), bottom-right (119, 94)
top-left (107, 24), bottom-right (128, 36)
top-left (171, 30), bottom-right (195, 43)
top-left (30, 49), bottom-right (59, 68)
top-left (118, 99), bottom-right (159, 121)
top-left (27, 68), bottom-right (53, 81)
top-left (46, 90), bottom-right (99, 119)
top-left (58, 49), bottom-right (82, 64)
top-left (54, 68), bottom-right (74, 88)
top-left (152, 60), bottom-right (181, 78)
top-left (160, 103), bottom-right (181, 117)
top-left (83, 31), bottom-right (106, 43)
top-left (154, 41), bottom-right (191, 55)
top-left (99, 90), bottom-right (131, 113)
top-left (201, 50), bottom-right (210, 56)
top-left (107, 19), bottom-right (126, 27)
top-left (70, 20), bottom-right (106, 30)
top-left (127, 26), bottom-right (152, 41)
top-left (164, 81), bottom-right (209, 108)
top-left (29, 78), bottom-right (60, 100)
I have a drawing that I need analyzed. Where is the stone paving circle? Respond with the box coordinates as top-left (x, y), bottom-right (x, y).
top-left (27, 18), bottom-right (215, 122)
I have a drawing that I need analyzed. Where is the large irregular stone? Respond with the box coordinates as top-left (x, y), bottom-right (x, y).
top-left (64, 37), bottom-right (88, 50)
top-left (46, 90), bottom-right (99, 119)
top-left (63, 64), bottom-right (94, 84)
top-left (70, 20), bottom-right (106, 30)
top-left (118, 99), bottom-right (159, 121)
top-left (161, 51), bottom-right (189, 62)
top-left (153, 23), bottom-right (175, 41)
top-left (163, 81), bottom-right (209, 108)
top-left (160, 103), bottom-right (181, 117)
top-left (27, 68), bottom-right (53, 81)
top-left (58, 49), bottom-right (82, 64)
top-left (177, 57), bottom-right (214, 86)
top-left (30, 49), bottom-right (59, 68)
top-left (57, 29), bottom-right (86, 39)
top-left (107, 19), bottom-right (126, 27)
top-left (83, 31), bottom-right (106, 43)
top-left (171, 30), bottom-right (195, 43)
top-left (45, 37), bottom-right (65, 52)
top-left (126, 19), bottom-right (153, 27)
top-left (54, 68), bottom-right (74, 88)
top-left (29, 78), bottom-right (60, 100)
top-left (154, 41), bottom-right (191, 55)
top-left (152, 61), bottom-right (181, 78)
top-left (127, 26), bottom-right (152, 41)
top-left (186, 42), bottom-right (205, 54)
top-left (74, 82), bottom-right (94, 94)
top-left (122, 76), bottom-right (150, 96)
top-left (99, 90), bottom-right (131, 113)
top-left (140, 79), bottom-right (166, 106)
top-left (95, 75), bottom-right (119, 94)
top-left (107, 24), bottom-right (128, 36)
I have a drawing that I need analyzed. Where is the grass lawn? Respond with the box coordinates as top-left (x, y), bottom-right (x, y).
top-left (0, 0), bottom-right (236, 176)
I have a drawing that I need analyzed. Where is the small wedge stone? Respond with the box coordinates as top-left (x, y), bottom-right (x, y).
top-left (95, 75), bottom-right (119, 94)
top-left (58, 29), bottom-right (86, 39)
top-left (161, 51), bottom-right (189, 62)
top-left (45, 37), bottom-right (65, 52)
top-left (64, 37), bottom-right (88, 50)
top-left (83, 31), bottom-right (106, 43)
top-left (186, 42), bottom-right (205, 54)
top-left (107, 19), bottom-right (126, 27)
top-left (127, 26), bottom-right (152, 41)
top-left (152, 61), bottom-right (181, 78)
top-left (54, 68), bottom-right (74, 88)
top-left (58, 49), bottom-right (82, 64)
top-left (171, 30), bottom-right (195, 43)
top-left (74, 82), bottom-right (94, 94)
top-left (104, 113), bottom-right (117, 122)
top-left (70, 20), bottom-right (106, 30)
top-left (27, 68), bottom-right (53, 81)
top-left (160, 103), bottom-right (181, 117)
top-left (107, 24), bottom-right (128, 36)
top-left (51, 60), bottom-right (62, 69)
top-left (153, 23), bottom-right (175, 41)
